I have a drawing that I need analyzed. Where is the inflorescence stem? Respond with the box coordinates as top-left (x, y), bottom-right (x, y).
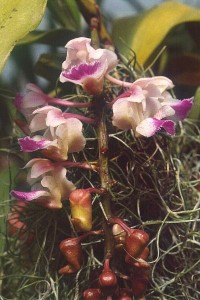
top-left (91, 16), bottom-right (114, 260)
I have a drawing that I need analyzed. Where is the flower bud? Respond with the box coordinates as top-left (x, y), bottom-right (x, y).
top-left (125, 229), bottom-right (149, 259)
top-left (98, 259), bottom-right (118, 297)
top-left (58, 237), bottom-right (83, 274)
top-left (125, 247), bottom-right (150, 269)
top-left (83, 288), bottom-right (102, 300)
top-left (112, 224), bottom-right (126, 246)
top-left (69, 189), bottom-right (92, 232)
top-left (118, 288), bottom-right (133, 300)
top-left (131, 271), bottom-right (149, 297)
top-left (83, 77), bottom-right (103, 95)
top-left (7, 201), bottom-right (34, 243)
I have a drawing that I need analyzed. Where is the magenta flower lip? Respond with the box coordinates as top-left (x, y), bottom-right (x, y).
top-left (62, 61), bottom-right (102, 81)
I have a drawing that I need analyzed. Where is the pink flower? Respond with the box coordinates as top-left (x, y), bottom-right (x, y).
top-left (11, 159), bottom-right (75, 209)
top-left (18, 106), bottom-right (86, 161)
top-left (112, 76), bottom-right (193, 137)
top-left (15, 83), bottom-right (48, 121)
top-left (60, 37), bottom-right (118, 94)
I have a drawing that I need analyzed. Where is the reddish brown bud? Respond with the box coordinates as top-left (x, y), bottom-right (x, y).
top-left (118, 288), bottom-right (133, 300)
top-left (69, 189), bottom-right (92, 232)
top-left (83, 77), bottom-right (103, 95)
top-left (58, 237), bottom-right (83, 274)
top-left (112, 224), bottom-right (126, 246)
top-left (7, 201), bottom-right (34, 243)
top-left (83, 288), bottom-right (102, 300)
top-left (125, 229), bottom-right (149, 259)
top-left (125, 247), bottom-right (150, 269)
top-left (131, 271), bottom-right (149, 297)
top-left (98, 259), bottom-right (118, 297)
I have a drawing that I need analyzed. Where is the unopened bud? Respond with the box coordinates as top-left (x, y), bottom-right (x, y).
top-left (58, 237), bottom-right (83, 274)
top-left (83, 288), bottom-right (102, 300)
top-left (69, 189), bottom-right (92, 232)
top-left (98, 259), bottom-right (118, 297)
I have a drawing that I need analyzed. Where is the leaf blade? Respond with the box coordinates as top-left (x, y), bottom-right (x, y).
top-left (0, 0), bottom-right (47, 72)
top-left (112, 2), bottom-right (200, 66)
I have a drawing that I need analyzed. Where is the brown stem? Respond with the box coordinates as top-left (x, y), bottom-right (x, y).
top-left (90, 17), bottom-right (114, 259)
top-left (94, 94), bottom-right (114, 259)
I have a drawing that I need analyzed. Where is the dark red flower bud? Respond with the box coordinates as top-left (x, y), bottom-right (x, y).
top-left (58, 237), bottom-right (83, 274)
top-left (118, 288), bottom-right (133, 300)
top-left (98, 259), bottom-right (118, 297)
top-left (125, 229), bottom-right (149, 259)
top-left (7, 201), bottom-right (34, 243)
top-left (125, 247), bottom-right (150, 269)
top-left (131, 271), bottom-right (149, 297)
top-left (83, 288), bottom-right (102, 300)
top-left (112, 224), bottom-right (126, 246)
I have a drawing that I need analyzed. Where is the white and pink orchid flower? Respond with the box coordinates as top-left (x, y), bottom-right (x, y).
top-left (112, 76), bottom-right (193, 137)
top-left (11, 158), bottom-right (75, 209)
top-left (18, 106), bottom-right (86, 160)
top-left (15, 84), bottom-right (48, 121)
top-left (15, 83), bottom-right (91, 122)
top-left (19, 119), bottom-right (86, 161)
top-left (60, 37), bottom-right (118, 94)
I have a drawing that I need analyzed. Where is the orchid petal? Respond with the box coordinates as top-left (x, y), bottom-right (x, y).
top-left (132, 76), bottom-right (174, 92)
top-left (25, 158), bottom-right (54, 179)
top-left (167, 98), bottom-right (193, 121)
top-left (11, 189), bottom-right (50, 201)
top-left (29, 113), bottom-right (48, 132)
top-left (56, 118), bottom-right (86, 153)
top-left (46, 108), bottom-right (67, 127)
top-left (136, 118), bottom-right (175, 137)
top-left (18, 136), bottom-right (52, 152)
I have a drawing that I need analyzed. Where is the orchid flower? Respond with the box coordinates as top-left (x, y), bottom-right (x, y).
top-left (11, 158), bottom-right (75, 209)
top-left (15, 83), bottom-right (48, 121)
top-left (59, 37), bottom-right (118, 94)
top-left (15, 83), bottom-right (91, 121)
top-left (18, 117), bottom-right (86, 161)
top-left (112, 76), bottom-right (193, 137)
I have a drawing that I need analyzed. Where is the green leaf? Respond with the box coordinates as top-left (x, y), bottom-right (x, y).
top-left (0, 157), bottom-right (19, 262)
top-left (18, 29), bottom-right (77, 46)
top-left (189, 87), bottom-right (200, 120)
top-left (48, 0), bottom-right (80, 31)
top-left (34, 53), bottom-right (63, 82)
top-left (0, 0), bottom-right (47, 73)
top-left (112, 1), bottom-right (200, 66)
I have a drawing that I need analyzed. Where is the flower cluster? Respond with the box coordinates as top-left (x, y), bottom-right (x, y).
top-left (112, 76), bottom-right (193, 137)
top-left (10, 37), bottom-right (193, 299)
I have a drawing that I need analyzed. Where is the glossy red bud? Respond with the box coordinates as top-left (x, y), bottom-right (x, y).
top-left (125, 247), bottom-right (150, 269)
top-left (131, 272), bottom-right (149, 297)
top-left (98, 259), bottom-right (118, 297)
top-left (58, 237), bottom-right (83, 274)
top-left (83, 288), bottom-right (102, 300)
top-left (118, 288), bottom-right (133, 300)
top-left (125, 229), bottom-right (149, 259)
top-left (112, 224), bottom-right (126, 245)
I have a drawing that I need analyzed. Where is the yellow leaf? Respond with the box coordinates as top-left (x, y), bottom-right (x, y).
top-left (112, 1), bottom-right (200, 66)
top-left (0, 0), bottom-right (47, 73)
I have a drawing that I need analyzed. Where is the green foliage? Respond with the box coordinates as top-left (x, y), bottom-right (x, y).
top-left (18, 29), bottom-right (77, 46)
top-left (189, 87), bottom-right (200, 120)
top-left (48, 0), bottom-right (80, 31)
top-left (112, 1), bottom-right (200, 66)
top-left (0, 0), bottom-right (47, 73)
